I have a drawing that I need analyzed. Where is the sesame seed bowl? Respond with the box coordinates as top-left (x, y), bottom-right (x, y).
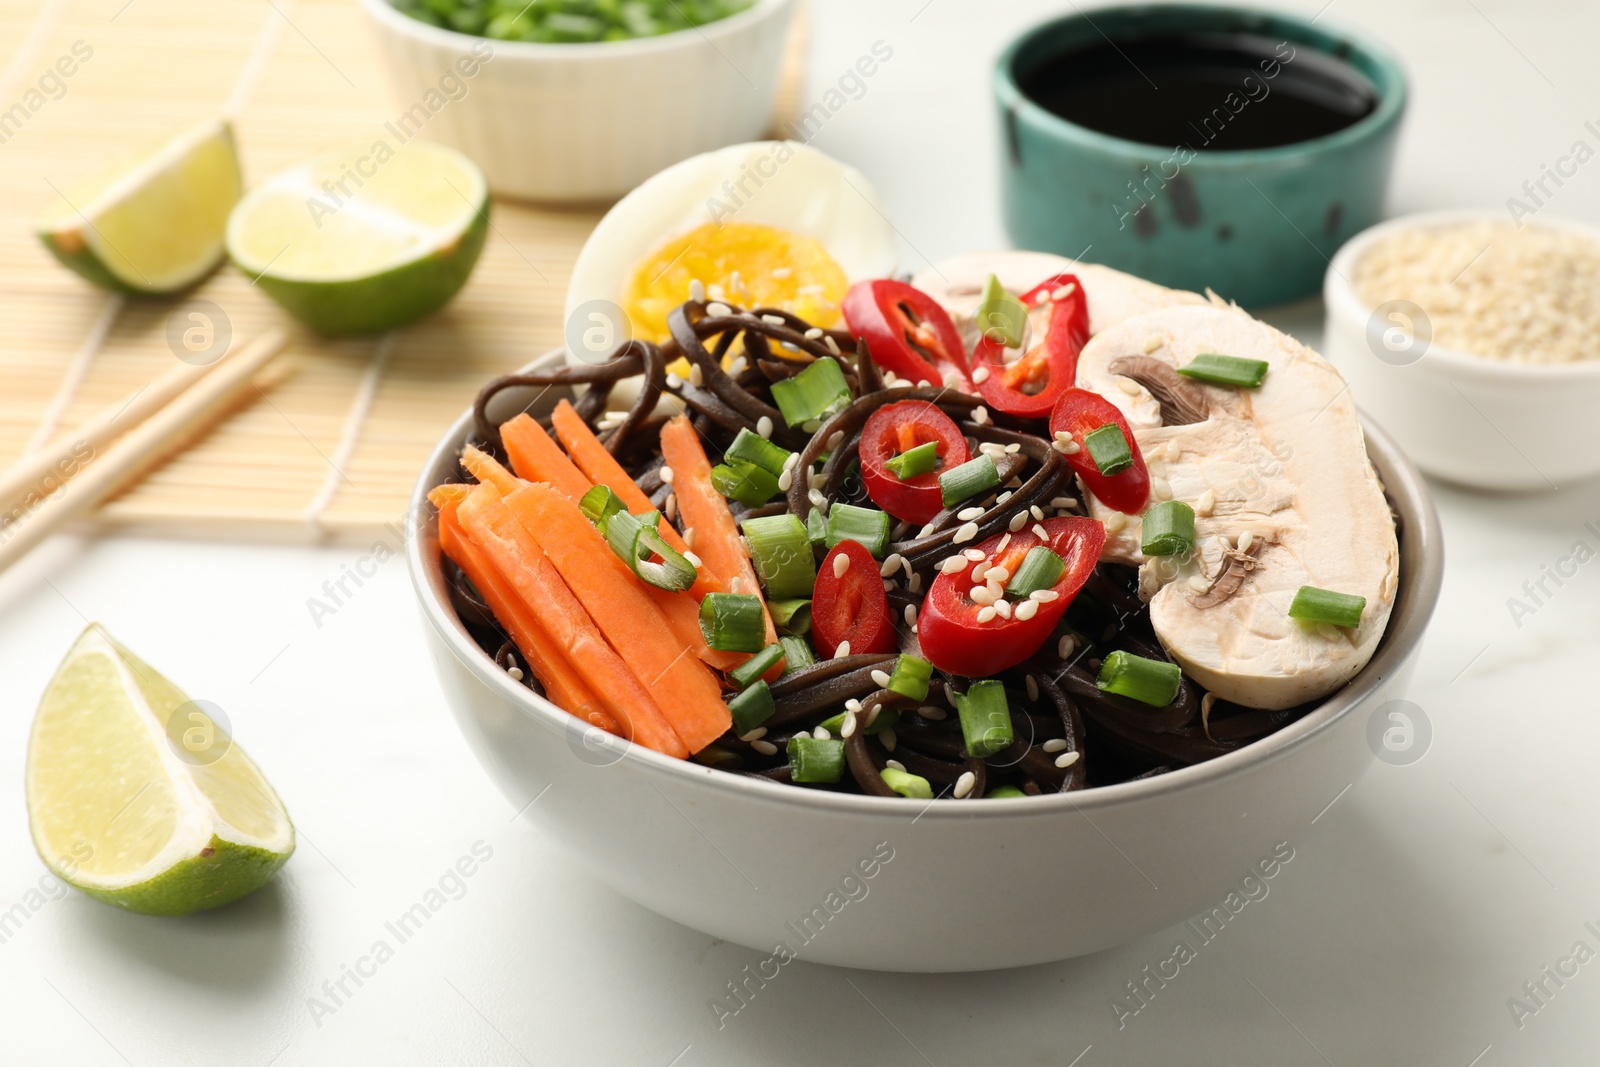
top-left (1324, 209), bottom-right (1600, 490)
top-left (407, 348), bottom-right (1442, 972)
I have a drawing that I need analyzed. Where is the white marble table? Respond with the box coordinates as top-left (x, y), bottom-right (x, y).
top-left (3, 0), bottom-right (1598, 1063)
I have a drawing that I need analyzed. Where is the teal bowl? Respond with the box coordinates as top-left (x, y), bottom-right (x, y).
top-left (995, 4), bottom-right (1406, 307)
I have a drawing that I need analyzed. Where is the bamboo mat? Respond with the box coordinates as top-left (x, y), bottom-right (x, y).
top-left (0, 0), bottom-right (808, 541)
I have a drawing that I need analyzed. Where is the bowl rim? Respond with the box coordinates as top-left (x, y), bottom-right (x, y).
top-left (992, 1), bottom-right (1408, 168)
top-left (357, 0), bottom-right (792, 59)
top-left (407, 351), bottom-right (1443, 820)
top-left (1325, 208), bottom-right (1600, 381)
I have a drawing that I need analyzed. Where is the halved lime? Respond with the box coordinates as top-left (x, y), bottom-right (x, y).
top-left (227, 139), bottom-right (490, 335)
top-left (36, 119), bottom-right (242, 294)
top-left (26, 625), bottom-right (294, 916)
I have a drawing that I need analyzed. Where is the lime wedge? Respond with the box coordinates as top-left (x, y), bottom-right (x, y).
top-left (26, 625), bottom-right (293, 916)
top-left (36, 119), bottom-right (242, 294)
top-left (226, 139), bottom-right (490, 335)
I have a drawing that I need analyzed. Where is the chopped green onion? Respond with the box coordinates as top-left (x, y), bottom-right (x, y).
top-left (604, 509), bottom-right (697, 592)
top-left (826, 503), bottom-right (891, 558)
top-left (1288, 586), bottom-right (1367, 629)
top-left (786, 736), bottom-right (845, 783)
top-left (1006, 546), bottom-right (1067, 599)
top-left (778, 634), bottom-right (815, 673)
top-left (805, 507), bottom-right (828, 547)
top-left (769, 598), bottom-right (812, 635)
top-left (956, 680), bottom-right (1014, 759)
top-left (939, 454), bottom-right (1000, 507)
top-left (740, 514), bottom-right (816, 597)
top-left (1140, 500), bottom-right (1195, 556)
top-left (987, 785), bottom-right (1027, 799)
top-left (887, 654), bottom-right (933, 701)
top-left (1084, 424), bottom-right (1133, 476)
top-left (818, 706), bottom-right (898, 736)
top-left (698, 593), bottom-right (766, 652)
top-left (885, 441), bottom-right (939, 480)
top-left (725, 427), bottom-right (794, 476)
top-left (770, 357), bottom-right (850, 429)
top-left (579, 484), bottom-right (625, 527)
top-left (1096, 650), bottom-right (1181, 706)
top-left (976, 272), bottom-right (1028, 348)
top-left (1177, 352), bottom-right (1269, 388)
top-left (711, 461), bottom-right (780, 506)
top-left (880, 766), bottom-right (934, 799)
top-left (728, 644), bottom-right (785, 689)
top-left (728, 680), bottom-right (774, 735)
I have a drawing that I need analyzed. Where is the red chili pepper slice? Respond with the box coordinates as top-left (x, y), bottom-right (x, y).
top-left (858, 400), bottom-right (970, 526)
top-left (842, 279), bottom-right (970, 388)
top-left (918, 517), bottom-right (1105, 678)
top-left (812, 539), bottom-right (897, 660)
top-left (970, 272), bottom-right (1089, 419)
top-left (1049, 387), bottom-right (1151, 514)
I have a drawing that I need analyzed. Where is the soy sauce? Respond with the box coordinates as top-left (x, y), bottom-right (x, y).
top-left (1019, 31), bottom-right (1377, 151)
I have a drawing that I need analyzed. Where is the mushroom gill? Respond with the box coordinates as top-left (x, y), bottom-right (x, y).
top-left (1107, 355), bottom-right (1210, 426)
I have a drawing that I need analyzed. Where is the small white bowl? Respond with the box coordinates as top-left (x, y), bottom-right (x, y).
top-left (357, 0), bottom-right (797, 202)
top-left (1324, 210), bottom-right (1600, 491)
top-left (406, 352), bottom-right (1444, 972)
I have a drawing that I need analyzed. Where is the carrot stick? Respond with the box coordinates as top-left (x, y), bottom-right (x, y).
top-left (504, 481), bottom-right (732, 753)
top-left (659, 415), bottom-right (779, 655)
top-left (457, 484), bottom-right (688, 757)
top-left (461, 444), bottom-right (522, 495)
top-left (429, 485), bottom-right (618, 736)
top-left (498, 411), bottom-right (742, 671)
top-left (545, 401), bottom-right (729, 595)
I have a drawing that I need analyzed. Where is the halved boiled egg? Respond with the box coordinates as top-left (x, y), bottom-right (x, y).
top-left (565, 141), bottom-right (899, 363)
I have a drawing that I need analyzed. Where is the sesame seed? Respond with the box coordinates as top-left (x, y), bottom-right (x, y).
top-left (740, 726), bottom-right (768, 742)
top-left (841, 712), bottom-right (859, 738)
top-left (665, 372), bottom-right (683, 390)
top-left (1058, 636), bottom-right (1075, 658)
top-left (1004, 442), bottom-right (1022, 454)
top-left (1025, 675), bottom-right (1039, 701)
top-left (1055, 751), bottom-right (1081, 770)
top-left (994, 599), bottom-right (1013, 619)
top-left (689, 279), bottom-right (706, 302)
top-left (917, 379), bottom-right (931, 388)
top-left (708, 284), bottom-right (726, 302)
top-left (824, 335), bottom-right (841, 355)
top-left (846, 699), bottom-right (863, 713)
top-left (684, 526), bottom-right (697, 547)
top-left (880, 553), bottom-right (903, 577)
top-left (1152, 477), bottom-right (1172, 500)
top-left (972, 405), bottom-right (990, 425)
top-left (881, 728), bottom-right (897, 751)
top-left (939, 556), bottom-right (967, 574)
top-left (1050, 496), bottom-right (1077, 509)
top-left (1103, 512), bottom-right (1126, 533)
top-left (803, 419), bottom-right (822, 433)
top-left (953, 522), bottom-right (979, 544)
top-left (757, 415), bottom-right (774, 438)
top-left (728, 356), bottom-right (748, 376)
top-left (1238, 530), bottom-right (1254, 552)
top-left (1142, 334), bottom-right (1163, 353)
top-left (834, 640), bottom-right (852, 659)
top-left (777, 470), bottom-right (793, 491)
top-left (865, 703), bottom-right (882, 727)
top-left (1030, 589), bottom-right (1059, 603)
top-left (972, 366), bottom-right (990, 384)
top-left (971, 586), bottom-right (997, 606)
top-left (903, 604), bottom-right (918, 628)
top-left (977, 606), bottom-right (997, 623)
top-left (809, 488), bottom-right (828, 509)
top-left (918, 705), bottom-right (947, 721)
top-left (996, 491), bottom-right (1013, 505)
top-left (664, 493), bottom-right (678, 521)
top-left (1196, 489), bottom-right (1217, 516)
top-left (954, 771), bottom-right (976, 798)
top-left (962, 548), bottom-right (986, 561)
top-left (1008, 512), bottom-right (1028, 532)
top-left (689, 363), bottom-right (704, 388)
top-left (751, 739), bottom-right (778, 756)
top-left (1117, 377), bottom-right (1143, 396)
top-left (1188, 574), bottom-right (1211, 592)
top-left (657, 465), bottom-right (674, 486)
top-left (762, 314), bottom-right (786, 326)
top-left (885, 759), bottom-right (906, 772)
top-left (730, 577), bottom-right (744, 594)
top-left (1014, 599), bottom-right (1039, 621)
top-left (813, 726), bottom-right (831, 740)
top-left (1032, 523), bottom-right (1048, 539)
top-left (807, 467), bottom-right (822, 488)
top-left (508, 666), bottom-right (524, 681)
top-left (979, 442), bottom-right (1007, 458)
top-left (996, 534), bottom-right (1012, 553)
top-left (871, 669), bottom-right (893, 688)
top-left (833, 553), bottom-right (850, 578)
top-left (683, 550), bottom-right (703, 567)
top-left (1052, 283), bottom-right (1077, 301)
top-left (978, 566), bottom-right (1005, 584)
top-left (1042, 738), bottom-right (1068, 753)
top-left (1030, 504), bottom-right (1044, 521)
top-left (804, 326), bottom-right (823, 339)
top-left (826, 430), bottom-right (844, 451)
top-left (707, 302), bottom-right (732, 317)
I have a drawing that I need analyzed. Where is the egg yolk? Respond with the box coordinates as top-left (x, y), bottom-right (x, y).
top-left (621, 222), bottom-right (849, 345)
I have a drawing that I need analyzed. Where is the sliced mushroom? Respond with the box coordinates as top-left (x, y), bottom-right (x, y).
top-left (1077, 305), bottom-right (1399, 711)
top-left (1106, 355), bottom-right (1210, 426)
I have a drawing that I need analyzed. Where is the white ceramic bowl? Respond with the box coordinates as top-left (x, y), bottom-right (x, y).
top-left (407, 356), bottom-right (1443, 971)
top-left (358, 0), bottom-right (797, 201)
top-left (1324, 210), bottom-right (1600, 490)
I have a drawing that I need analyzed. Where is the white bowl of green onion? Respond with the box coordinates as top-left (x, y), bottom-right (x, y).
top-left (358, 0), bottom-right (797, 201)
top-left (406, 350), bottom-right (1444, 971)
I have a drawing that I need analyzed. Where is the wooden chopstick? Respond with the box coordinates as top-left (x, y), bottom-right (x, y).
top-left (0, 328), bottom-right (289, 575)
